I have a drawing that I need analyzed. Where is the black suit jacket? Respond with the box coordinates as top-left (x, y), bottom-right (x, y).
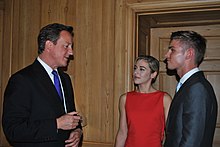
top-left (164, 71), bottom-right (218, 147)
top-left (2, 59), bottom-right (79, 147)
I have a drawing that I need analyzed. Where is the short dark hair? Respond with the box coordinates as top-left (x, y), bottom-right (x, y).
top-left (37, 23), bottom-right (74, 54)
top-left (170, 31), bottom-right (207, 66)
top-left (135, 55), bottom-right (159, 83)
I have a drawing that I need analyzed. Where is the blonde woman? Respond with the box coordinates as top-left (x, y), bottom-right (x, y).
top-left (115, 55), bottom-right (172, 147)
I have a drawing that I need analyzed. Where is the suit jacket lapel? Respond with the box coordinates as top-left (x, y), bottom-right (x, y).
top-left (31, 60), bottom-right (66, 114)
top-left (166, 71), bottom-right (205, 128)
top-left (58, 69), bottom-right (75, 113)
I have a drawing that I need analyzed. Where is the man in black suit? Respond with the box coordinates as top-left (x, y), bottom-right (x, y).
top-left (2, 23), bottom-right (82, 146)
top-left (164, 31), bottom-right (218, 147)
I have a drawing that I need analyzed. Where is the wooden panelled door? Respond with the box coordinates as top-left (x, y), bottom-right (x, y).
top-left (150, 25), bottom-right (220, 147)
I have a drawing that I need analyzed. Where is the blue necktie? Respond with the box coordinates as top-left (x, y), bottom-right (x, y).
top-left (52, 70), bottom-right (63, 101)
top-left (176, 82), bottom-right (182, 93)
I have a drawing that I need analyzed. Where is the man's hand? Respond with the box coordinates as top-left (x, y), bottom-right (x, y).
top-left (65, 128), bottom-right (82, 147)
top-left (56, 112), bottom-right (81, 130)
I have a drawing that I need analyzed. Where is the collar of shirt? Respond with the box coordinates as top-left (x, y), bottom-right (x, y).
top-left (179, 67), bottom-right (200, 85)
top-left (37, 57), bottom-right (55, 82)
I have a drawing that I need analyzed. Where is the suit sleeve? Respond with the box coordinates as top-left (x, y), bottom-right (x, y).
top-left (2, 74), bottom-right (58, 143)
top-left (180, 83), bottom-right (208, 147)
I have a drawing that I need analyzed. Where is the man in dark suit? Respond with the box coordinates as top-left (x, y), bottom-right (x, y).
top-left (2, 23), bottom-right (82, 146)
top-left (164, 31), bottom-right (218, 147)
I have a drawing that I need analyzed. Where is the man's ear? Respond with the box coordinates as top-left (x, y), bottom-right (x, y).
top-left (186, 47), bottom-right (194, 60)
top-left (45, 40), bottom-right (53, 52)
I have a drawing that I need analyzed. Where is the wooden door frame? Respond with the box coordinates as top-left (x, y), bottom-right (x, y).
top-left (124, 0), bottom-right (220, 91)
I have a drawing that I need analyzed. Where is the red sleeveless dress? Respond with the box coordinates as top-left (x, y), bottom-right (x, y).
top-left (125, 91), bottom-right (165, 147)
